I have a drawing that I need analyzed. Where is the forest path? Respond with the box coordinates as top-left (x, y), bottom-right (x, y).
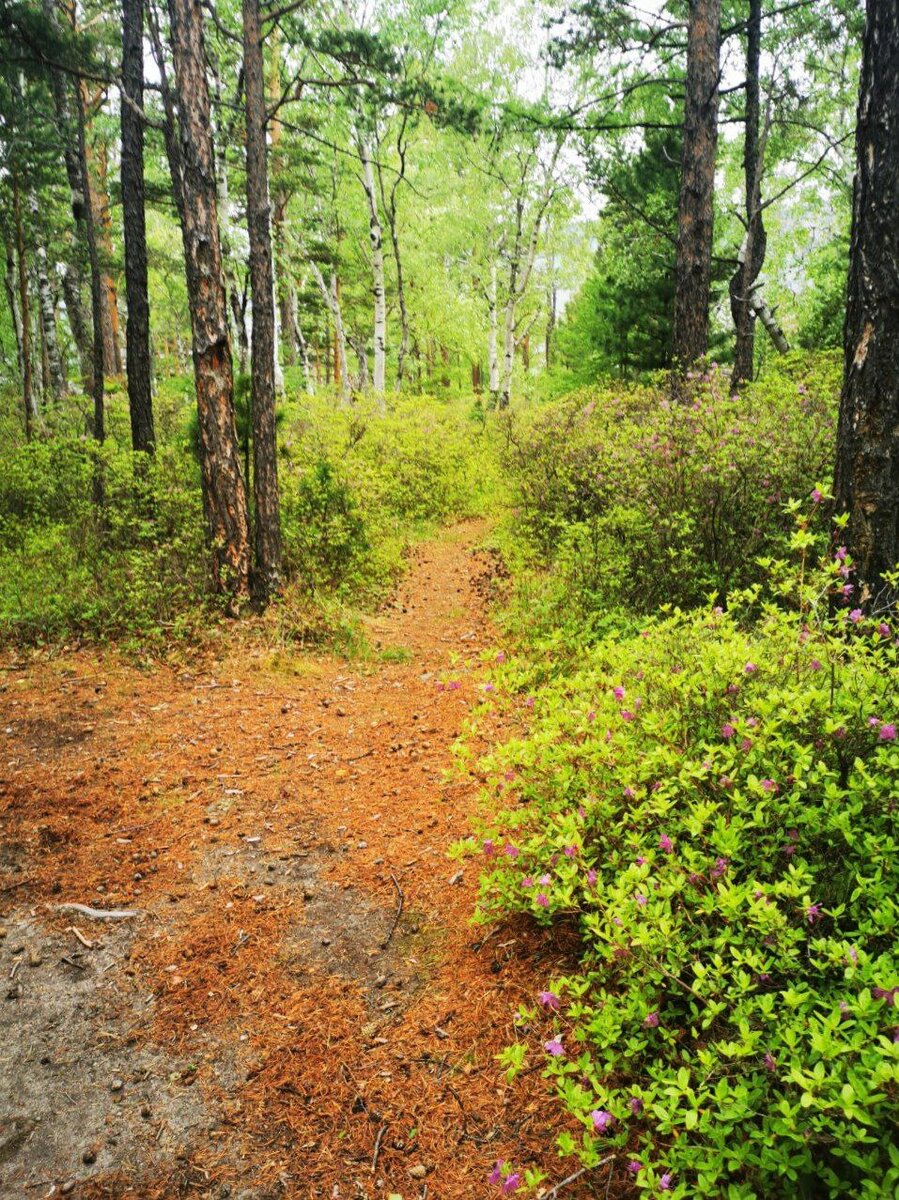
top-left (0, 523), bottom-right (596, 1200)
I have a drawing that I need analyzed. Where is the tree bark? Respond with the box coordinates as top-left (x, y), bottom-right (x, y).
top-left (310, 261), bottom-right (351, 403)
top-left (243, 0), bottom-right (283, 602)
top-left (358, 138), bottom-right (387, 395)
top-left (546, 279), bottom-right (556, 369)
top-left (83, 123), bottom-right (123, 377)
top-left (833, 0), bottom-right (899, 611)
top-left (61, 264), bottom-right (93, 390)
top-left (121, 0), bottom-right (155, 454)
top-left (729, 0), bottom-right (766, 386)
top-left (672, 0), bottom-right (722, 369)
top-left (12, 173), bottom-right (39, 439)
top-left (166, 0), bottom-right (251, 604)
top-left (488, 260), bottom-right (499, 405)
top-left (27, 190), bottom-right (67, 404)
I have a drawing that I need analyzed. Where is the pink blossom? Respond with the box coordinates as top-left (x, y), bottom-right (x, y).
top-left (483, 840), bottom-right (495, 857)
top-left (538, 990), bottom-right (560, 1011)
top-left (536, 893), bottom-right (549, 909)
top-left (849, 608), bottom-right (863, 624)
top-left (544, 1037), bottom-right (564, 1057)
top-left (658, 833), bottom-right (673, 853)
top-left (563, 845), bottom-right (577, 858)
top-left (501, 1175), bottom-right (521, 1196)
top-left (880, 724), bottom-right (897, 741)
top-left (811, 488), bottom-right (823, 504)
top-left (591, 1109), bottom-right (614, 1133)
top-left (525, 696), bottom-right (535, 708)
top-left (643, 1011), bottom-right (659, 1028)
top-left (744, 662), bottom-right (758, 674)
top-left (613, 686), bottom-right (625, 701)
top-left (621, 709), bottom-right (635, 721)
top-left (659, 1173), bottom-right (673, 1191)
top-left (627, 1161), bottom-right (642, 1175)
top-left (586, 868), bottom-right (597, 886)
top-left (721, 722), bottom-right (735, 739)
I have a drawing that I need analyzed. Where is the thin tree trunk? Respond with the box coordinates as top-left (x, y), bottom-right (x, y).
top-left (73, 66), bottom-right (106, 500)
top-left (27, 190), bottom-right (66, 403)
top-left (832, 0), bottom-right (899, 611)
top-left (358, 138), bottom-right (386, 394)
top-left (294, 307), bottom-right (315, 395)
top-left (243, 0), bottom-right (282, 601)
top-left (545, 280), bottom-right (556, 369)
top-left (488, 261), bottom-right (499, 405)
top-left (267, 31), bottom-right (293, 377)
top-left (310, 261), bottom-right (350, 403)
top-left (82, 122), bottom-right (123, 377)
top-left (3, 227), bottom-right (25, 394)
top-left (166, 0), bottom-right (251, 604)
top-left (672, 0), bottom-right (722, 369)
top-left (729, 0), bottom-right (765, 386)
top-left (61, 264), bottom-right (93, 390)
top-left (121, 0), bottom-right (155, 453)
top-left (12, 173), bottom-right (39, 439)
top-left (501, 299), bottom-right (514, 409)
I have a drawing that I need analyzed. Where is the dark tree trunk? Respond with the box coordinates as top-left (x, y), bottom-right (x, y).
top-left (11, 173), bottom-right (38, 439)
top-left (472, 361), bottom-right (482, 393)
top-left (672, 0), bottom-right (722, 369)
top-left (74, 70), bottom-right (106, 455)
top-left (121, 0), bottom-right (155, 454)
top-left (729, 0), bottom-right (766, 387)
top-left (166, 0), bottom-right (251, 605)
top-left (833, 0), bottom-right (899, 611)
top-left (242, 0), bottom-right (282, 602)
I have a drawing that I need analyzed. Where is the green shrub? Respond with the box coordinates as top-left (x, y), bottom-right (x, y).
top-left (472, 528), bottom-right (899, 1198)
top-left (500, 354), bottom-right (840, 627)
top-left (281, 459), bottom-right (370, 591)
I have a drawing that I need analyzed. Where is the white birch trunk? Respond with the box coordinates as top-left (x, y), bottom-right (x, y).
top-left (28, 191), bottom-right (67, 401)
top-left (488, 261), bottom-right (499, 402)
top-left (309, 260), bottom-right (350, 404)
top-left (359, 139), bottom-right (386, 395)
top-left (272, 267), bottom-right (284, 392)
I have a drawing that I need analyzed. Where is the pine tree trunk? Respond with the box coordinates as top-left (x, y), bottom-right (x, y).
top-left (74, 67), bottom-right (107, 509)
top-left (672, 0), bottom-right (722, 369)
top-left (359, 139), bottom-right (386, 394)
top-left (729, 0), bottom-right (766, 387)
top-left (61, 264), bottom-right (93, 391)
top-left (243, 0), bottom-right (282, 601)
top-left (121, 0), bottom-right (155, 453)
top-left (166, 0), bottom-right (251, 604)
top-left (310, 261), bottom-right (351, 403)
top-left (501, 300), bottom-right (514, 409)
top-left (833, 0), bottom-right (899, 610)
top-left (82, 122), bottom-right (123, 377)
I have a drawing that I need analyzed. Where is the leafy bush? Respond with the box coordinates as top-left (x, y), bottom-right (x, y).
top-left (0, 440), bottom-right (208, 646)
top-left (500, 355), bottom-right (840, 630)
top-left (281, 459), bottom-right (370, 591)
top-left (472, 528), bottom-right (899, 1198)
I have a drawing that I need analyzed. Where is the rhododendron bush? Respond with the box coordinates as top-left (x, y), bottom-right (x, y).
top-left (472, 538), bottom-right (899, 1198)
top-left (499, 355), bottom-right (838, 629)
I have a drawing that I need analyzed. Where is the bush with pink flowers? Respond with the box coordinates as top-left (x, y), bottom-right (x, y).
top-left (474, 527), bottom-right (899, 1198)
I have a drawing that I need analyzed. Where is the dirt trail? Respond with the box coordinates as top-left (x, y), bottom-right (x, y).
top-left (0, 523), bottom-right (591, 1200)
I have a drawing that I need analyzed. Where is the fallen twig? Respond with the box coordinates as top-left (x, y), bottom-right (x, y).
top-left (67, 926), bottom-right (94, 949)
top-left (55, 903), bottom-right (140, 921)
top-left (371, 1121), bottom-right (388, 1173)
top-left (540, 1158), bottom-right (613, 1199)
top-left (381, 873), bottom-right (404, 949)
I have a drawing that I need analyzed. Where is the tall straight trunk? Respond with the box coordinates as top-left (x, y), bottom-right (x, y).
top-left (243, 0), bottom-right (282, 601)
top-left (546, 280), bottom-right (556, 369)
top-left (388, 214), bottom-right (409, 388)
top-left (358, 139), bottom-right (386, 394)
top-left (310, 261), bottom-right (350, 403)
top-left (166, 0), bottom-right (250, 604)
top-left (672, 0), bottom-right (722, 368)
top-left (3, 228), bottom-right (25, 387)
top-left (61, 264), bottom-right (92, 389)
top-left (729, 0), bottom-right (765, 386)
top-left (43, 0), bottom-right (93, 394)
top-left (121, 0), bottom-right (155, 453)
top-left (28, 191), bottom-right (66, 403)
top-left (12, 173), bottom-right (39, 439)
top-left (501, 299), bottom-right (515, 409)
top-left (74, 67), bottom-right (106, 498)
top-left (488, 261), bottom-right (499, 404)
top-left (267, 31), bottom-right (293, 376)
top-left (833, 0), bottom-right (899, 611)
top-left (79, 116), bottom-right (122, 377)
top-left (293, 306), bottom-right (315, 395)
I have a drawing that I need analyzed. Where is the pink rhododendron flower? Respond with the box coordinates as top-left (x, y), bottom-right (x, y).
top-left (880, 724), bottom-right (897, 741)
top-left (849, 608), bottom-right (863, 624)
top-left (659, 1173), bottom-right (673, 1191)
top-left (644, 1011), bottom-right (660, 1028)
top-left (591, 1109), bottom-right (614, 1133)
top-left (483, 840), bottom-right (495, 857)
top-left (744, 662), bottom-right (758, 674)
top-left (538, 990), bottom-right (560, 1011)
top-left (658, 833), bottom-right (673, 853)
top-left (627, 1161), bottom-right (642, 1175)
top-left (536, 893), bottom-right (549, 909)
top-left (613, 686), bottom-right (625, 701)
top-left (587, 868), bottom-right (597, 885)
top-left (501, 1174), bottom-right (521, 1196)
top-left (721, 722), bottom-right (735, 739)
top-left (544, 1037), bottom-right (564, 1057)
top-left (807, 903), bottom-right (822, 924)
top-left (503, 843), bottom-right (519, 858)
